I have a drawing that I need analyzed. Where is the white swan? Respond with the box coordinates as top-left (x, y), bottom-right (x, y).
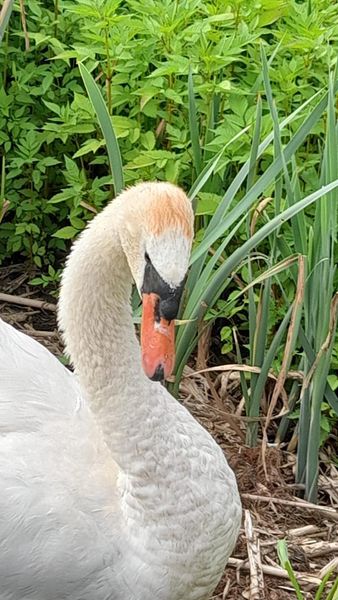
top-left (0, 182), bottom-right (241, 600)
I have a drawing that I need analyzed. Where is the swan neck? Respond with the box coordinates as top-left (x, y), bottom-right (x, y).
top-left (58, 209), bottom-right (153, 467)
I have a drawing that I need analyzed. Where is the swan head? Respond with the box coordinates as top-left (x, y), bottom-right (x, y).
top-left (117, 182), bottom-right (194, 382)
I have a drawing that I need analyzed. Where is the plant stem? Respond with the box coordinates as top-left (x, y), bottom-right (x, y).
top-left (19, 0), bottom-right (29, 51)
top-left (104, 27), bottom-right (112, 115)
top-left (54, 0), bottom-right (59, 39)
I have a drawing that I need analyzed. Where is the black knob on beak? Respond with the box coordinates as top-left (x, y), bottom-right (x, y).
top-left (142, 257), bottom-right (185, 322)
top-left (159, 295), bottom-right (181, 322)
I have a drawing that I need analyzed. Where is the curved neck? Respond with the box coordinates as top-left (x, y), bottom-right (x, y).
top-left (58, 208), bottom-right (157, 470)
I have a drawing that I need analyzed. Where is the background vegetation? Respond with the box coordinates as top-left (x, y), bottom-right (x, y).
top-left (0, 0), bottom-right (337, 502)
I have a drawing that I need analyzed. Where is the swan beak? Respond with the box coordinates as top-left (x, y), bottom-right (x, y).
top-left (141, 292), bottom-right (175, 381)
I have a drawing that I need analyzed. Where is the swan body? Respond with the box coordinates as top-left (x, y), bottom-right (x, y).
top-left (0, 183), bottom-right (241, 600)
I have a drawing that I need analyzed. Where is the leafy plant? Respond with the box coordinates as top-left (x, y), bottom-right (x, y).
top-left (30, 264), bottom-right (61, 290)
top-left (1, 1), bottom-right (338, 265)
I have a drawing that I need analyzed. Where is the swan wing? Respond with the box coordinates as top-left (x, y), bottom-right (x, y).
top-left (0, 319), bottom-right (122, 599)
top-left (0, 318), bottom-right (81, 432)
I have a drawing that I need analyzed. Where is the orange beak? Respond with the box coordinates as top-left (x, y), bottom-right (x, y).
top-left (141, 292), bottom-right (175, 381)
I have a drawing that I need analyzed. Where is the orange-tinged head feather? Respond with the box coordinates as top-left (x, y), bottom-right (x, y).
top-left (145, 183), bottom-right (193, 239)
top-left (120, 182), bottom-right (194, 240)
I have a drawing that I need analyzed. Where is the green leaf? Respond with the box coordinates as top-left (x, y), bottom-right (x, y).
top-left (43, 100), bottom-right (62, 116)
top-left (141, 131), bottom-right (156, 150)
top-left (73, 139), bottom-right (105, 158)
top-left (53, 226), bottom-right (79, 239)
top-left (49, 189), bottom-right (77, 204)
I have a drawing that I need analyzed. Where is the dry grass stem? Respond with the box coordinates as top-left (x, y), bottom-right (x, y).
top-left (0, 199), bottom-right (10, 224)
top-left (300, 540), bottom-right (338, 558)
top-left (244, 510), bottom-right (265, 599)
top-left (250, 197), bottom-right (273, 236)
top-left (18, 0), bottom-right (29, 50)
top-left (287, 524), bottom-right (322, 537)
top-left (317, 557), bottom-right (338, 579)
top-left (262, 255), bottom-right (305, 476)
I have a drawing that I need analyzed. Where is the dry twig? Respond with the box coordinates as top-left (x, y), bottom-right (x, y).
top-left (227, 557), bottom-right (322, 586)
top-left (244, 510), bottom-right (265, 599)
top-left (287, 524), bottom-right (322, 537)
top-left (0, 293), bottom-right (56, 312)
top-left (317, 557), bottom-right (338, 579)
top-left (242, 493), bottom-right (338, 521)
top-left (301, 540), bottom-right (338, 558)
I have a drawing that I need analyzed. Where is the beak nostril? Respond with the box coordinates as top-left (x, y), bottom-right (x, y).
top-left (153, 296), bottom-right (161, 323)
top-left (150, 365), bottom-right (165, 382)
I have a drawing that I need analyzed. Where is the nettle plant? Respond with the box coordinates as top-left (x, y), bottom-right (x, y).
top-left (0, 3), bottom-right (98, 265)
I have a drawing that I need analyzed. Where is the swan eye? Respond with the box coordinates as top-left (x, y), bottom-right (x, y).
top-left (145, 252), bottom-right (151, 263)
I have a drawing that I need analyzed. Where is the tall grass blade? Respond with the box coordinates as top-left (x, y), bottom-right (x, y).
top-left (175, 178), bottom-right (338, 388)
top-left (304, 294), bottom-right (338, 501)
top-left (297, 72), bottom-right (338, 501)
top-left (199, 88), bottom-right (327, 237)
top-left (249, 37), bottom-right (285, 101)
top-left (182, 88), bottom-right (326, 377)
top-left (78, 63), bottom-right (124, 195)
top-left (314, 570), bottom-right (338, 600)
top-left (233, 327), bottom-right (250, 413)
top-left (325, 576), bottom-right (338, 600)
top-left (188, 67), bottom-right (202, 176)
top-left (298, 326), bottom-right (338, 414)
top-left (246, 97), bottom-right (262, 368)
top-left (192, 88), bottom-right (336, 263)
top-left (246, 53), bottom-right (281, 445)
top-left (253, 303), bottom-right (293, 409)
top-left (277, 540), bottom-right (304, 600)
top-left (263, 256), bottom-right (305, 446)
top-left (246, 278), bottom-right (270, 446)
top-left (188, 150), bottom-right (223, 208)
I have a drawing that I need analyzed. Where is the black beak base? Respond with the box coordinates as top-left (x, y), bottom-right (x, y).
top-left (141, 256), bottom-right (185, 322)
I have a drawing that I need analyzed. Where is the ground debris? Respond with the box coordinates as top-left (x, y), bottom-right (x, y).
top-left (180, 366), bottom-right (338, 599)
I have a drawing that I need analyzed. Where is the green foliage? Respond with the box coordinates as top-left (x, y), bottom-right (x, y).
top-left (1, 0), bottom-right (338, 266)
top-left (30, 264), bottom-right (60, 289)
